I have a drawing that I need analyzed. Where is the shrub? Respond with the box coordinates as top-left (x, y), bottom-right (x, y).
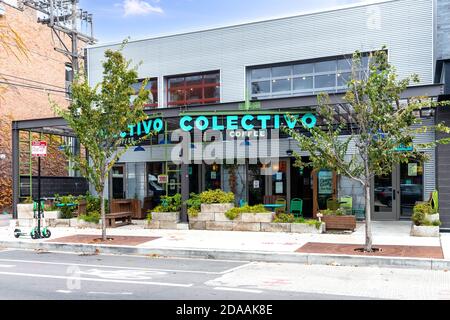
top-left (78, 210), bottom-right (100, 224)
top-left (21, 196), bottom-right (33, 204)
top-left (199, 189), bottom-right (235, 204)
top-left (273, 213), bottom-right (295, 223)
top-left (224, 204), bottom-right (270, 220)
top-left (293, 217), bottom-right (322, 230)
top-left (153, 194), bottom-right (182, 212)
top-left (319, 208), bottom-right (347, 216)
top-left (146, 213), bottom-right (152, 222)
top-left (55, 194), bottom-right (78, 219)
top-left (412, 202), bottom-right (433, 226)
top-left (188, 207), bottom-right (200, 218)
top-left (186, 193), bottom-right (201, 211)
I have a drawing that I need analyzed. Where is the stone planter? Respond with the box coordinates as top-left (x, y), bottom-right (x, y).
top-left (76, 219), bottom-right (101, 229)
top-left (411, 224), bottom-right (440, 237)
top-left (261, 222), bottom-right (291, 233)
top-left (189, 212), bottom-right (215, 222)
top-left (147, 212), bottom-right (180, 229)
top-left (201, 203), bottom-right (234, 214)
top-left (322, 215), bottom-right (356, 231)
top-left (43, 211), bottom-right (61, 219)
top-left (48, 219), bottom-right (70, 227)
top-left (291, 222), bottom-right (325, 234)
top-left (17, 204), bottom-right (34, 219)
top-left (241, 212), bottom-right (273, 223)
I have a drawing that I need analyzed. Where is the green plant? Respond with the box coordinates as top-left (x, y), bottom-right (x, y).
top-left (293, 218), bottom-right (322, 229)
top-left (188, 207), bottom-right (200, 218)
top-left (21, 196), bottom-right (33, 204)
top-left (146, 213), bottom-right (152, 223)
top-left (273, 213), bottom-right (295, 223)
top-left (78, 210), bottom-right (100, 224)
top-left (320, 208), bottom-right (347, 216)
top-left (56, 194), bottom-right (78, 219)
top-left (412, 202), bottom-right (433, 226)
top-left (199, 189), bottom-right (234, 204)
top-left (224, 204), bottom-right (270, 220)
top-left (186, 193), bottom-right (201, 212)
top-left (153, 194), bottom-right (182, 212)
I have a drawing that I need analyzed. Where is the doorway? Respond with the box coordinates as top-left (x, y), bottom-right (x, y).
top-left (111, 165), bottom-right (125, 199)
top-left (289, 157), bottom-right (313, 218)
top-left (372, 160), bottom-right (424, 221)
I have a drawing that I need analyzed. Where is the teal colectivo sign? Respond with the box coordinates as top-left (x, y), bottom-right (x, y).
top-left (121, 113), bottom-right (317, 138)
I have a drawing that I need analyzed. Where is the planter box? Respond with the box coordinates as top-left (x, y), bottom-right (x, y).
top-left (43, 211), bottom-right (61, 219)
top-left (205, 221), bottom-right (234, 231)
top-left (241, 212), bottom-right (273, 223)
top-left (76, 219), bottom-right (101, 229)
top-left (261, 223), bottom-right (291, 233)
top-left (189, 212), bottom-right (214, 222)
top-left (17, 204), bottom-right (34, 219)
top-left (201, 203), bottom-right (234, 214)
top-left (427, 213), bottom-right (440, 223)
top-left (151, 212), bottom-right (180, 222)
top-left (291, 222), bottom-right (325, 234)
top-left (232, 222), bottom-right (261, 232)
top-left (48, 219), bottom-right (70, 227)
top-left (322, 215), bottom-right (356, 231)
top-left (189, 221), bottom-right (206, 230)
top-left (411, 224), bottom-right (440, 237)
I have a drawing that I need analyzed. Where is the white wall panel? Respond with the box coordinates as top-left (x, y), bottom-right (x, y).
top-left (87, 0), bottom-right (434, 105)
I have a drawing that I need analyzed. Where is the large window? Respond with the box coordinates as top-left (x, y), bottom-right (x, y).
top-left (167, 71), bottom-right (220, 106)
top-left (249, 54), bottom-right (370, 100)
top-left (131, 78), bottom-right (158, 109)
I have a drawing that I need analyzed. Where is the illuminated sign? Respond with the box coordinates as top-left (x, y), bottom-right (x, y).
top-left (179, 114), bottom-right (317, 132)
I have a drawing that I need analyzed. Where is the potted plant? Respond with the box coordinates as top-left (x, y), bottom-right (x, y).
top-left (291, 217), bottom-right (325, 234)
top-left (199, 189), bottom-right (235, 214)
top-left (320, 208), bottom-right (356, 231)
top-left (411, 202), bottom-right (441, 237)
top-left (148, 194), bottom-right (181, 229)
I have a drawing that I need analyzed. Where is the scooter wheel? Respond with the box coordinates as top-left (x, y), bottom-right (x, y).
top-left (30, 230), bottom-right (38, 240)
top-left (14, 230), bottom-right (20, 239)
top-left (43, 229), bottom-right (51, 239)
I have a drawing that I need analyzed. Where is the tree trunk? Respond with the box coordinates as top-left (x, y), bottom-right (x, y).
top-left (100, 192), bottom-right (106, 241)
top-left (364, 181), bottom-right (373, 252)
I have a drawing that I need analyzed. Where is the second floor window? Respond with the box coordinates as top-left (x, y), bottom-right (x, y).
top-left (167, 71), bottom-right (220, 106)
top-left (249, 54), bottom-right (370, 100)
top-left (131, 78), bottom-right (158, 109)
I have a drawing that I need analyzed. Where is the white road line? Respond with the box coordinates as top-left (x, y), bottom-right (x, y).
top-left (0, 264), bottom-right (15, 268)
top-left (0, 258), bottom-right (224, 275)
top-left (0, 271), bottom-right (193, 288)
top-left (87, 292), bottom-right (133, 295)
top-left (56, 290), bottom-right (72, 294)
top-left (213, 287), bottom-right (263, 294)
top-left (220, 262), bottom-right (256, 274)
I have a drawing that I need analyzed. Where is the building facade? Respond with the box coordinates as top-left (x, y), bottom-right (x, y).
top-left (11, 0), bottom-right (449, 227)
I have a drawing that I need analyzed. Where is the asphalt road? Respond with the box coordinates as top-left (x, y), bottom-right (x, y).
top-left (0, 248), bottom-right (361, 300)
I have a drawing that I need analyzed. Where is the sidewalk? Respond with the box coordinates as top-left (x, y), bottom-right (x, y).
top-left (1, 220), bottom-right (450, 270)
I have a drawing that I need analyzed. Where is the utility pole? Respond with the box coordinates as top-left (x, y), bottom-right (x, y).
top-left (21, 0), bottom-right (96, 87)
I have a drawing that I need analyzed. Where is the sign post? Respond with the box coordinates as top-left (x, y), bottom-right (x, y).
top-left (31, 141), bottom-right (47, 238)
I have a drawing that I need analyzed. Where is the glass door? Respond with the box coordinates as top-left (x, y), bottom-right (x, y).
top-left (373, 172), bottom-right (397, 220)
top-left (399, 160), bottom-right (424, 218)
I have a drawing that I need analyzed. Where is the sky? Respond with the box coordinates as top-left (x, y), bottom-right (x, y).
top-left (78, 0), bottom-right (374, 44)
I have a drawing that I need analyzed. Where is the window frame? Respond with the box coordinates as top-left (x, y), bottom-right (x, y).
top-left (132, 78), bottom-right (159, 109)
top-left (166, 71), bottom-right (221, 107)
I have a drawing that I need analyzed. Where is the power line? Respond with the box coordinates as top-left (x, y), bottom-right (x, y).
top-left (0, 73), bottom-right (66, 90)
top-left (0, 80), bottom-right (68, 95)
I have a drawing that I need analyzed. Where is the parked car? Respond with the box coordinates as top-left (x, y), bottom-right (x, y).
top-left (374, 184), bottom-right (422, 208)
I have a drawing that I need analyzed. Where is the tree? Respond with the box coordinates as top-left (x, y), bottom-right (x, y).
top-left (52, 45), bottom-right (152, 241)
top-left (284, 48), bottom-right (450, 252)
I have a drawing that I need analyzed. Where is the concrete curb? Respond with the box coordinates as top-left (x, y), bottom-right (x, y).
top-left (0, 240), bottom-right (449, 271)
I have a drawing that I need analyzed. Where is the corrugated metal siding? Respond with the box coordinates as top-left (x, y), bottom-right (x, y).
top-left (87, 0), bottom-right (434, 104)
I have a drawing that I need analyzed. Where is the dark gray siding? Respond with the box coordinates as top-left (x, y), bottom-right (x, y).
top-left (436, 100), bottom-right (450, 229)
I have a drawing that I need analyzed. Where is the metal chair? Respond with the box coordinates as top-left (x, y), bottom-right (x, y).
top-left (290, 198), bottom-right (303, 218)
top-left (275, 198), bottom-right (287, 214)
top-left (239, 199), bottom-right (247, 207)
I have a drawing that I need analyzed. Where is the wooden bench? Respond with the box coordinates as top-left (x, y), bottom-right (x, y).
top-left (105, 212), bottom-right (132, 228)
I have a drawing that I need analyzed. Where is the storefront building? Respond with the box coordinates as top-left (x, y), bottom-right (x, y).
top-left (12, 0), bottom-right (450, 227)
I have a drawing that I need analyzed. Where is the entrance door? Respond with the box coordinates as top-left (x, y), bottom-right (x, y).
top-left (111, 165), bottom-right (125, 199)
top-left (372, 160), bottom-right (424, 221)
top-left (373, 171), bottom-right (398, 220)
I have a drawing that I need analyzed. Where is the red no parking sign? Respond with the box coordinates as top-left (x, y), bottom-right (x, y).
top-left (31, 141), bottom-right (47, 157)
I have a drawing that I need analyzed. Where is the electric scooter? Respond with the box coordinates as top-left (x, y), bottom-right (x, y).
top-left (14, 199), bottom-right (51, 239)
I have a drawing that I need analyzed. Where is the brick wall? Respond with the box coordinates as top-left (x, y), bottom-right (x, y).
top-left (0, 3), bottom-right (87, 211)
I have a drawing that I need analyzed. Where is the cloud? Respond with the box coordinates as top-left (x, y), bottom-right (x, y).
top-left (122, 0), bottom-right (163, 16)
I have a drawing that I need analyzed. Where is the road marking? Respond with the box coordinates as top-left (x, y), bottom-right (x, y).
top-left (220, 262), bottom-right (256, 274)
top-left (213, 287), bottom-right (263, 294)
top-left (88, 292), bottom-right (133, 295)
top-left (56, 290), bottom-right (72, 294)
top-left (0, 271), bottom-right (194, 288)
top-left (0, 258), bottom-right (228, 275)
top-left (0, 264), bottom-right (15, 268)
